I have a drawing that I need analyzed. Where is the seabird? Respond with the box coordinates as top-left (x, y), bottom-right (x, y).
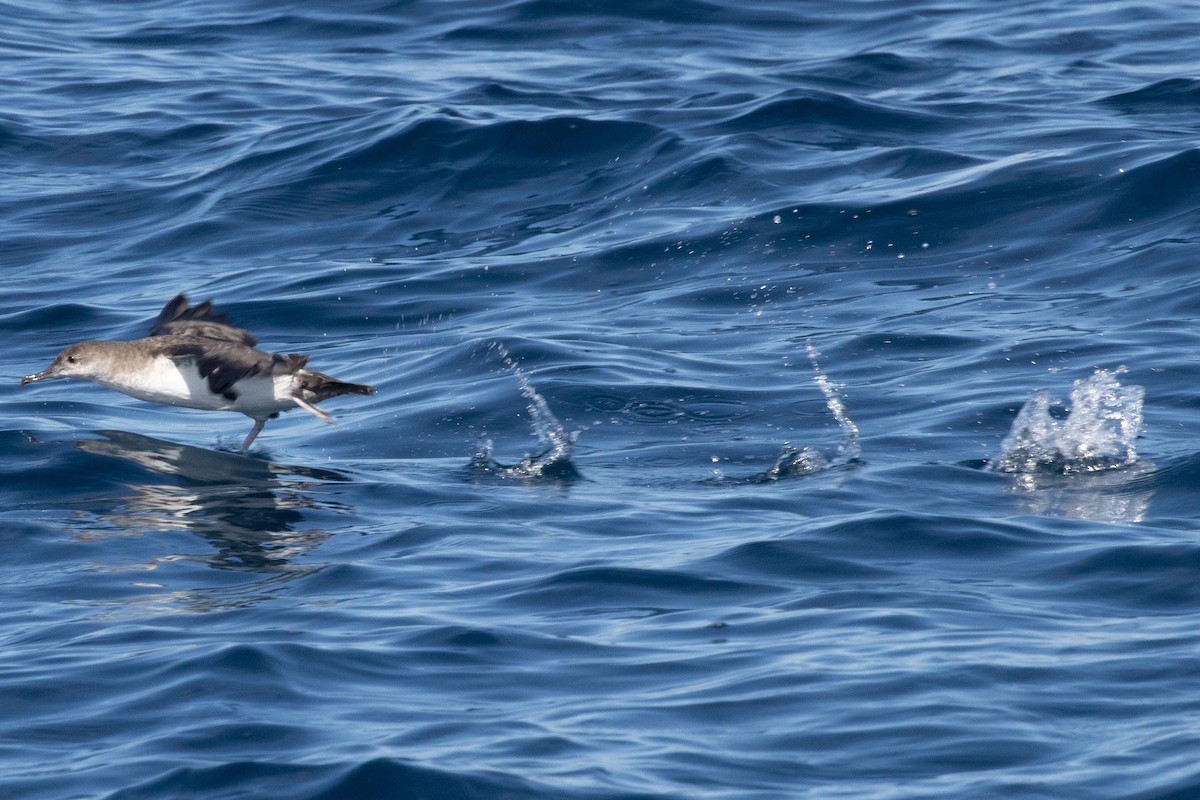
top-left (21, 294), bottom-right (375, 452)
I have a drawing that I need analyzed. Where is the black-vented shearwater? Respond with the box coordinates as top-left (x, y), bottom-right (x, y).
top-left (21, 294), bottom-right (374, 452)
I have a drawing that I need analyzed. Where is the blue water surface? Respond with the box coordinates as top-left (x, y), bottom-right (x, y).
top-left (4, 1), bottom-right (1200, 798)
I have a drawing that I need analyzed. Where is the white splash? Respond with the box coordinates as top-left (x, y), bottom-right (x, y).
top-left (473, 343), bottom-right (578, 481)
top-left (990, 367), bottom-right (1144, 475)
top-left (754, 342), bottom-right (859, 481)
top-left (806, 341), bottom-right (861, 463)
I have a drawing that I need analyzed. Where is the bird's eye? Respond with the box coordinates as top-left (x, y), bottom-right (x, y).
top-left (66, 356), bottom-right (77, 364)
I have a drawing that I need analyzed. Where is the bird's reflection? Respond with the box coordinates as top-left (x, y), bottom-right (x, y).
top-left (76, 430), bottom-right (350, 584)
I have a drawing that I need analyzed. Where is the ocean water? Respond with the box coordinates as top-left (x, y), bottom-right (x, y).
top-left (4, 1), bottom-right (1200, 797)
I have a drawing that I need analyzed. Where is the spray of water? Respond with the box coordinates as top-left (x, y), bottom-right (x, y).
top-left (806, 342), bottom-right (861, 463)
top-left (751, 342), bottom-right (860, 481)
top-left (990, 367), bottom-right (1143, 475)
top-left (471, 343), bottom-right (579, 481)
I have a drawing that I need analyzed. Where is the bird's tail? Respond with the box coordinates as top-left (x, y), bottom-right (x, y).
top-left (295, 367), bottom-right (375, 404)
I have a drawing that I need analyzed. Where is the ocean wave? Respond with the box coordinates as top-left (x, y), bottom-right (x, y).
top-left (9, 1), bottom-right (1200, 798)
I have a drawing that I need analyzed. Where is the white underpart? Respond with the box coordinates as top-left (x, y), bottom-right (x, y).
top-left (95, 355), bottom-right (299, 418)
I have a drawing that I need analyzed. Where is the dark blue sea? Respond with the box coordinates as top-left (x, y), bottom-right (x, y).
top-left (4, 1), bottom-right (1200, 798)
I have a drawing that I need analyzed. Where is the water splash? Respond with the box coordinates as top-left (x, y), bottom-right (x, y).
top-left (751, 342), bottom-right (860, 482)
top-left (754, 444), bottom-right (829, 481)
top-left (806, 341), bottom-right (861, 463)
top-left (989, 367), bottom-right (1144, 475)
top-left (471, 343), bottom-right (580, 482)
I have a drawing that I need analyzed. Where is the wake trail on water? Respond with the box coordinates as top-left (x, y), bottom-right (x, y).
top-left (475, 340), bottom-right (860, 485)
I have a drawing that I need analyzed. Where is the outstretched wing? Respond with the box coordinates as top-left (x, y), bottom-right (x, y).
top-left (150, 294), bottom-right (259, 347)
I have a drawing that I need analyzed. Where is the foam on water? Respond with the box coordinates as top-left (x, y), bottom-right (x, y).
top-left (989, 367), bottom-right (1144, 476)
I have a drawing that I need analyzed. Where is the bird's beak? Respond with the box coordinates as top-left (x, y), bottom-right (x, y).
top-left (21, 368), bottom-right (59, 386)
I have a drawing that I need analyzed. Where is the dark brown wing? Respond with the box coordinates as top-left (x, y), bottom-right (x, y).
top-left (149, 294), bottom-right (259, 347)
top-left (149, 336), bottom-right (306, 401)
